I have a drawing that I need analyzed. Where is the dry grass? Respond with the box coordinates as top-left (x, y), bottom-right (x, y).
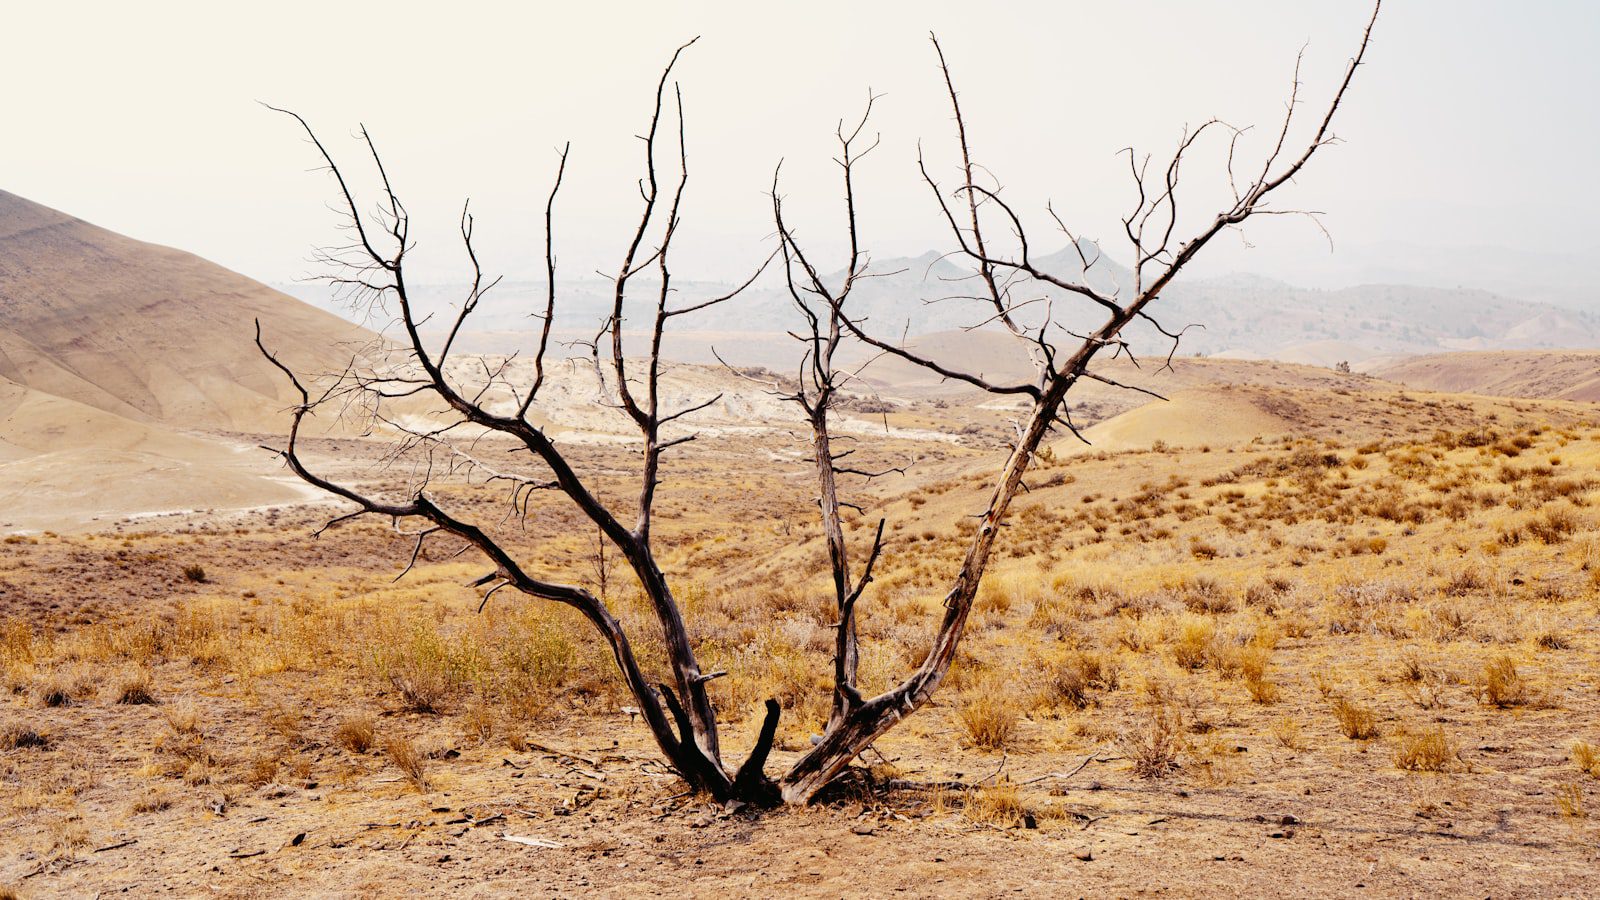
top-left (1478, 655), bottom-right (1530, 708)
top-left (334, 715), bottom-right (377, 754)
top-left (958, 780), bottom-right (1062, 829)
top-left (245, 752), bottom-right (281, 788)
top-left (1393, 727), bottom-right (1456, 772)
top-left (957, 692), bottom-right (1019, 750)
top-left (1555, 782), bottom-right (1586, 819)
top-left (1571, 741), bottom-right (1600, 779)
top-left (1270, 717), bottom-right (1306, 750)
top-left (1331, 697), bottom-right (1380, 740)
top-left (114, 668), bottom-right (158, 705)
top-left (384, 735), bottom-right (429, 791)
top-left (0, 720), bottom-right (51, 750)
top-left (162, 700), bottom-right (202, 737)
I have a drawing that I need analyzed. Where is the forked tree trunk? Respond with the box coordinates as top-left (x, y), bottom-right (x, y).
top-left (776, 368), bottom-right (1071, 803)
top-left (260, 4), bottom-right (1378, 810)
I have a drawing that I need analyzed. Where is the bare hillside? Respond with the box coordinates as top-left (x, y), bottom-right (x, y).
top-left (0, 191), bottom-right (374, 529)
top-left (1370, 350), bottom-right (1600, 402)
top-left (0, 190), bottom-right (369, 432)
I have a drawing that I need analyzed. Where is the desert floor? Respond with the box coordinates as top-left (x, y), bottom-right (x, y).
top-left (4, 388), bottom-right (1600, 897)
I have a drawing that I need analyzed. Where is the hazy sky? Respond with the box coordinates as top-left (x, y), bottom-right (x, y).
top-left (4, 2), bottom-right (1596, 294)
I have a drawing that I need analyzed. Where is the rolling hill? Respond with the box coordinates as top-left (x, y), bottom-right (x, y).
top-left (0, 190), bottom-right (368, 432)
top-left (0, 190), bottom-right (372, 530)
top-left (1369, 350), bottom-right (1600, 402)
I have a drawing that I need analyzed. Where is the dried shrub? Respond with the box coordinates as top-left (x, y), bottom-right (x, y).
top-left (114, 669), bottom-right (158, 705)
top-left (1478, 656), bottom-right (1529, 708)
top-left (1526, 507), bottom-right (1581, 544)
top-left (0, 720), bottom-right (51, 750)
top-left (460, 703), bottom-right (495, 744)
top-left (1037, 650), bottom-right (1117, 711)
top-left (372, 622), bottom-right (482, 714)
top-left (334, 715), bottom-right (376, 754)
top-left (1393, 727), bottom-right (1455, 772)
top-left (384, 735), bottom-right (428, 791)
top-left (1570, 741), bottom-right (1599, 779)
top-left (1331, 697), bottom-right (1379, 740)
top-left (957, 693), bottom-right (1018, 750)
top-left (1123, 704), bottom-right (1183, 779)
top-left (1170, 616), bottom-right (1216, 670)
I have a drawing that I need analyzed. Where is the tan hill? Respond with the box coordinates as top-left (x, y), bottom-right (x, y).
top-left (0, 374), bottom-right (310, 531)
top-left (0, 189), bottom-right (369, 432)
top-left (1369, 349), bottom-right (1600, 402)
top-left (0, 190), bottom-right (374, 530)
top-left (852, 329), bottom-right (1363, 400)
top-left (1079, 387), bottom-right (1302, 450)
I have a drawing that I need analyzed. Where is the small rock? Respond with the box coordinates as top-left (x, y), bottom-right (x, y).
top-left (851, 822), bottom-right (876, 836)
top-left (1073, 849), bottom-right (1093, 861)
top-left (1279, 815), bottom-right (1300, 826)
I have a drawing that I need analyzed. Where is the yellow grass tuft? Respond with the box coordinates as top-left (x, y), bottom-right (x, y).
top-left (334, 715), bottom-right (376, 754)
top-left (957, 692), bottom-right (1019, 750)
top-left (1393, 726), bottom-right (1456, 772)
top-left (1331, 697), bottom-right (1380, 740)
top-left (1478, 655), bottom-right (1529, 708)
top-left (384, 735), bottom-right (429, 791)
top-left (1571, 741), bottom-right (1600, 779)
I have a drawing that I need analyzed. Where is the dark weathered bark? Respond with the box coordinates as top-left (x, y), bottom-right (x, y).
top-left (260, 4), bottom-right (1379, 807)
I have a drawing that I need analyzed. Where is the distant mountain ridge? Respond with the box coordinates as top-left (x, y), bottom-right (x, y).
top-left (279, 239), bottom-right (1600, 369)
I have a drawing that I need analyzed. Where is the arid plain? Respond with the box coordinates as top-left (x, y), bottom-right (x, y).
top-left (5, 175), bottom-right (1600, 898)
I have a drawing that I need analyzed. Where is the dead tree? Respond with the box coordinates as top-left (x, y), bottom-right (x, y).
top-left (259, 5), bottom-right (1380, 806)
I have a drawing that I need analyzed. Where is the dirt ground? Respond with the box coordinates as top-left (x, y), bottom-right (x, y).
top-left (4, 391), bottom-right (1600, 897)
top-left (6, 675), bottom-right (1599, 898)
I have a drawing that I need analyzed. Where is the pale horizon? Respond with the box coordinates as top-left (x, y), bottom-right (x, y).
top-left (5, 2), bottom-right (1597, 303)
